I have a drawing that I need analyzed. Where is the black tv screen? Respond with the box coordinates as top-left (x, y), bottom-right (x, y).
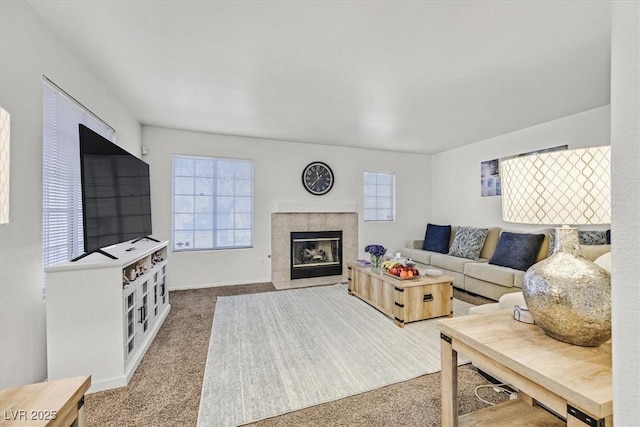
top-left (79, 124), bottom-right (152, 254)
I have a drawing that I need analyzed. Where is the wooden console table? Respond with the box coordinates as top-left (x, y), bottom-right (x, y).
top-left (438, 310), bottom-right (612, 426)
top-left (347, 262), bottom-right (454, 327)
top-left (0, 376), bottom-right (90, 426)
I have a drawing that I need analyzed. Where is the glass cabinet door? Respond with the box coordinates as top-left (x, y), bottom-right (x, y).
top-left (125, 290), bottom-right (137, 357)
top-left (140, 281), bottom-right (149, 333)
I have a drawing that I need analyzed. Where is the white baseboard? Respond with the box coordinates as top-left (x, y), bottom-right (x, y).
top-left (169, 281), bottom-right (270, 291)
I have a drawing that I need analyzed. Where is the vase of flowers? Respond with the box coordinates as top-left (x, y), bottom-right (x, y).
top-left (365, 244), bottom-right (387, 271)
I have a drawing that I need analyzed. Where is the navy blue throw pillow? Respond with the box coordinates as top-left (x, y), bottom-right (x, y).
top-left (606, 229), bottom-right (611, 244)
top-left (489, 232), bottom-right (545, 271)
top-left (422, 224), bottom-right (451, 254)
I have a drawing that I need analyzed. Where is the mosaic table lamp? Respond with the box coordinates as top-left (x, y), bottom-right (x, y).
top-left (500, 146), bottom-right (611, 346)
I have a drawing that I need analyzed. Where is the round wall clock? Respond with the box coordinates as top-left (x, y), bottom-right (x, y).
top-left (302, 161), bottom-right (334, 195)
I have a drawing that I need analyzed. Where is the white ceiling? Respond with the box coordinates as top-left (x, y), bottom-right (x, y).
top-left (28, 0), bottom-right (611, 154)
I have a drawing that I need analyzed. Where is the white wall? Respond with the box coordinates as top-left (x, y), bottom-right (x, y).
top-left (430, 105), bottom-right (610, 230)
top-left (0, 1), bottom-right (141, 388)
top-left (611, 1), bottom-right (640, 423)
top-left (142, 126), bottom-right (431, 289)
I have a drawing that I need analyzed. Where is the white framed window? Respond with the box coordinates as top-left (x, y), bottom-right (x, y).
top-left (42, 77), bottom-right (116, 296)
top-left (172, 155), bottom-right (253, 251)
top-left (364, 171), bottom-right (395, 222)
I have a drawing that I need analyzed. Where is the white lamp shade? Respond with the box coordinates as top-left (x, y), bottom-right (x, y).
top-left (500, 146), bottom-right (611, 225)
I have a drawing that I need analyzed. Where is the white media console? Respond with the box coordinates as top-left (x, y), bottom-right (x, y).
top-left (45, 239), bottom-right (170, 393)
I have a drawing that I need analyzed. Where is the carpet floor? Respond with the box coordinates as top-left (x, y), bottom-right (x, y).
top-left (85, 283), bottom-right (507, 426)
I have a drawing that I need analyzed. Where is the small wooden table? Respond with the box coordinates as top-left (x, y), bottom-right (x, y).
top-left (0, 376), bottom-right (90, 426)
top-left (347, 262), bottom-right (454, 327)
top-left (438, 310), bottom-right (612, 426)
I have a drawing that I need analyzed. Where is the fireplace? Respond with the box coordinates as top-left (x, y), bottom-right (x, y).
top-left (271, 212), bottom-right (357, 286)
top-left (290, 231), bottom-right (343, 279)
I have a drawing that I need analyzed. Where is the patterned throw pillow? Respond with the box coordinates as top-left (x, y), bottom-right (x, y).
top-left (548, 230), bottom-right (608, 256)
top-left (579, 231), bottom-right (608, 245)
top-left (448, 227), bottom-right (489, 260)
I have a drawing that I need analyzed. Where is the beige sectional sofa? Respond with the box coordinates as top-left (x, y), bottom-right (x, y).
top-left (401, 226), bottom-right (611, 301)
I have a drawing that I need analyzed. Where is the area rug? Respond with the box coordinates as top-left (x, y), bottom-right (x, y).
top-left (197, 283), bottom-right (472, 426)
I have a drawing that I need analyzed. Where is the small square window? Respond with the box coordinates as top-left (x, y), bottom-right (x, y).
top-left (363, 171), bottom-right (395, 222)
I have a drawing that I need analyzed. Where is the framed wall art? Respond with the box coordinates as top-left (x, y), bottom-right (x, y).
top-left (481, 145), bottom-right (568, 197)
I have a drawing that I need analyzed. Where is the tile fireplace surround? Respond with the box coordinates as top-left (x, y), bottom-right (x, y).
top-left (271, 212), bottom-right (358, 288)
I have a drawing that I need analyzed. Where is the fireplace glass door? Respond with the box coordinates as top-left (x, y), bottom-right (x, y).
top-left (290, 231), bottom-right (343, 279)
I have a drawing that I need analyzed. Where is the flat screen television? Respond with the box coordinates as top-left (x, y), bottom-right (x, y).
top-left (76, 124), bottom-right (152, 260)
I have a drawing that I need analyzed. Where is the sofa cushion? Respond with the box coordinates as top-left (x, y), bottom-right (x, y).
top-left (594, 252), bottom-right (612, 272)
top-left (468, 303), bottom-right (499, 315)
top-left (535, 230), bottom-right (551, 262)
top-left (448, 226), bottom-right (488, 260)
top-left (513, 271), bottom-right (526, 288)
top-left (464, 262), bottom-right (515, 288)
top-left (431, 253), bottom-right (483, 274)
top-left (448, 226), bottom-right (459, 246)
top-left (469, 292), bottom-right (526, 315)
top-left (479, 227), bottom-right (501, 260)
top-left (401, 248), bottom-right (434, 265)
top-left (489, 231), bottom-right (545, 271)
top-left (498, 292), bottom-right (526, 309)
top-left (422, 223), bottom-right (451, 253)
top-left (407, 239), bottom-right (424, 249)
top-left (581, 244), bottom-right (611, 262)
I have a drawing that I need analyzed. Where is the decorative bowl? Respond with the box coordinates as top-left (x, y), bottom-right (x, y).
top-left (424, 269), bottom-right (443, 277)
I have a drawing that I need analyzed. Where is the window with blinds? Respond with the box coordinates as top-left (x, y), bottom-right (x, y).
top-left (363, 171), bottom-right (396, 222)
top-left (172, 155), bottom-right (253, 251)
top-left (42, 78), bottom-right (116, 296)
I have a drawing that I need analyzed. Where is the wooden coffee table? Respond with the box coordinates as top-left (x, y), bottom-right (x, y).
top-left (347, 262), bottom-right (454, 327)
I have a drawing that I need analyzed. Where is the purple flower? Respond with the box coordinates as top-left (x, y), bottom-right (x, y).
top-left (364, 244), bottom-right (387, 257)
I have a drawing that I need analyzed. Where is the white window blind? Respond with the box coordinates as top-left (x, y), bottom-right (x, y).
top-left (172, 155), bottom-right (253, 251)
top-left (364, 171), bottom-right (396, 221)
top-left (42, 78), bottom-right (115, 295)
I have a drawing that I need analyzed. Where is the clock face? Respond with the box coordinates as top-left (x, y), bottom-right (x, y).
top-left (302, 162), bottom-right (334, 195)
